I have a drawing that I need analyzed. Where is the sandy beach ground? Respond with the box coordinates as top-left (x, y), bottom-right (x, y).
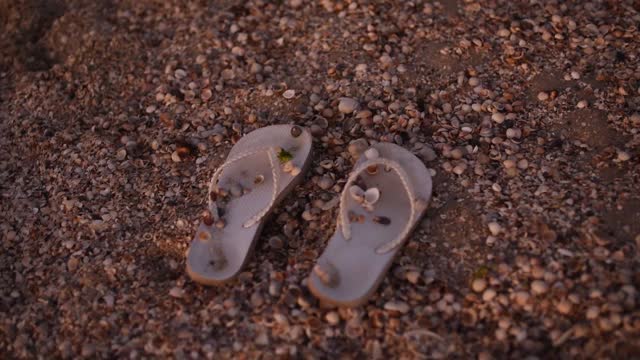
top-left (1, 0), bottom-right (639, 358)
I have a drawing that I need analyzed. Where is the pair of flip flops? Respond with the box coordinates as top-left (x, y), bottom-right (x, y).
top-left (186, 125), bottom-right (433, 306)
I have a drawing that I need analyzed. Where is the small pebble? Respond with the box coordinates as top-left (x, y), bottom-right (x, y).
top-left (116, 149), bottom-right (127, 161)
top-left (514, 291), bottom-right (530, 306)
top-left (384, 300), bottom-right (410, 314)
top-left (576, 100), bottom-right (588, 109)
top-left (325, 311), bottom-right (340, 325)
top-left (450, 147), bottom-right (465, 159)
top-left (269, 235), bottom-right (285, 249)
top-left (503, 159), bottom-right (516, 169)
top-left (250, 291), bottom-right (264, 307)
top-left (317, 176), bottom-right (334, 190)
top-left (472, 278), bottom-right (487, 293)
top-left (283, 89), bottom-right (296, 99)
top-left (488, 222), bottom-right (502, 236)
top-left (586, 306), bottom-right (599, 320)
top-left (497, 28), bottom-right (511, 37)
top-left (537, 92), bottom-right (549, 101)
top-left (169, 287), bottom-right (185, 298)
top-left (482, 288), bottom-right (497, 302)
top-left (531, 280), bottom-right (548, 295)
top-left (453, 163), bottom-right (467, 175)
top-left (405, 271), bottom-right (420, 284)
top-left (617, 151), bottom-right (631, 161)
top-left (379, 54), bottom-right (392, 67)
top-left (491, 112), bottom-right (505, 123)
top-left (338, 97), bottom-right (359, 114)
top-left (67, 257), bottom-right (79, 272)
top-left (556, 300), bottom-right (572, 314)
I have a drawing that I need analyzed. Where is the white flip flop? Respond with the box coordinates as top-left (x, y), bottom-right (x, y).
top-left (187, 124), bottom-right (313, 285)
top-left (308, 142), bottom-right (432, 306)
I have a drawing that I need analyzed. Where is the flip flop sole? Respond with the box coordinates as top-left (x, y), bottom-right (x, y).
top-left (308, 142), bottom-right (432, 306)
top-left (187, 125), bottom-right (313, 285)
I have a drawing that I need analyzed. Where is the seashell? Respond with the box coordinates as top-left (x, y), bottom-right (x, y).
top-left (349, 185), bottom-right (365, 203)
top-left (362, 187), bottom-right (380, 212)
top-left (215, 219), bottom-right (226, 229)
top-left (366, 164), bottom-right (378, 175)
top-left (202, 210), bottom-right (214, 226)
top-left (290, 125), bottom-right (302, 137)
top-left (364, 147), bottom-right (379, 160)
top-left (198, 231), bottom-right (210, 241)
top-left (372, 216), bottom-right (391, 225)
top-left (314, 261), bottom-right (339, 287)
top-left (364, 187), bottom-right (380, 205)
top-left (283, 161), bottom-right (294, 173)
top-left (319, 159), bottom-right (334, 169)
top-left (254, 174), bottom-right (265, 184)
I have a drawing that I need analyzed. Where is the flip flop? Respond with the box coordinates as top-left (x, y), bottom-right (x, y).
top-left (187, 124), bottom-right (313, 285)
top-left (308, 142), bottom-right (432, 306)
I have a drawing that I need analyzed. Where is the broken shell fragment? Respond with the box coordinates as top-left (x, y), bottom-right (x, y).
top-left (373, 216), bottom-right (391, 225)
top-left (349, 185), bottom-right (365, 203)
top-left (283, 161), bottom-right (294, 173)
top-left (364, 147), bottom-right (380, 160)
top-left (215, 219), bottom-right (226, 229)
top-left (198, 231), bottom-right (211, 241)
top-left (314, 261), bottom-right (339, 287)
top-left (254, 174), bottom-right (265, 184)
top-left (290, 166), bottom-right (301, 176)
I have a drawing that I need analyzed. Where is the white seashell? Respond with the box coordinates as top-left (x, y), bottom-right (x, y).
top-left (364, 187), bottom-right (380, 205)
top-left (364, 147), bottom-right (379, 160)
top-left (362, 187), bottom-right (380, 212)
top-left (283, 161), bottom-right (294, 173)
top-left (349, 185), bottom-right (365, 203)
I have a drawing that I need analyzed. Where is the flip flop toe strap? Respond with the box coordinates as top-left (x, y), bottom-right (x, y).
top-left (338, 154), bottom-right (418, 254)
top-left (207, 147), bottom-right (280, 228)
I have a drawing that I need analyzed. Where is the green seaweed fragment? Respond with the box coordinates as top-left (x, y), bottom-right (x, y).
top-left (277, 148), bottom-right (293, 163)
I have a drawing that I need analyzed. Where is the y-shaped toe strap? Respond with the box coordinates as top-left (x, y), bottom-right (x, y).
top-left (338, 154), bottom-right (419, 254)
top-left (207, 147), bottom-right (280, 228)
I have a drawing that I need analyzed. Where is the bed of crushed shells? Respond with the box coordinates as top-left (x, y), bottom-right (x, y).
top-left (1, 0), bottom-right (639, 358)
